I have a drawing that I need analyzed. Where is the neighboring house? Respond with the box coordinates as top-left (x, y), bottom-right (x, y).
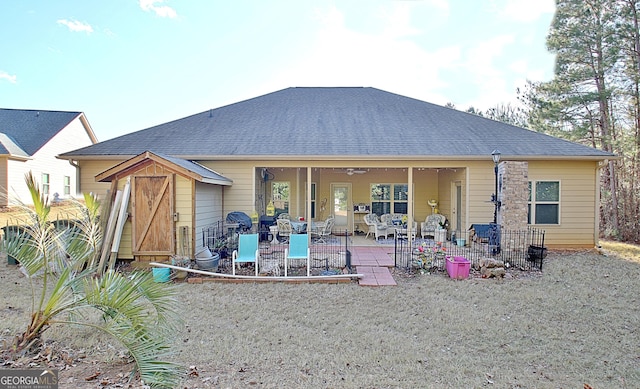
top-left (0, 109), bottom-right (98, 207)
top-left (58, 87), bottom-right (615, 263)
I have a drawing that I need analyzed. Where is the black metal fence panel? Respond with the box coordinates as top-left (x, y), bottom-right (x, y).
top-left (200, 222), bottom-right (353, 275)
top-left (200, 221), bottom-right (545, 275)
top-left (394, 227), bottom-right (546, 271)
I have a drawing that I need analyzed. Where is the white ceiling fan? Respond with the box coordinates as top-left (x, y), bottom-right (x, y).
top-left (329, 168), bottom-right (368, 175)
top-left (345, 168), bottom-right (367, 176)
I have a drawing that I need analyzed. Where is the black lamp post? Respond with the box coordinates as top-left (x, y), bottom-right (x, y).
top-left (491, 149), bottom-right (501, 224)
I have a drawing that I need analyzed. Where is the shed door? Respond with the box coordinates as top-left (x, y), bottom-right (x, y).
top-left (132, 175), bottom-right (175, 256)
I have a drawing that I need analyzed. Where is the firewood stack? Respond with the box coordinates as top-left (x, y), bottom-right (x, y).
top-left (479, 258), bottom-right (506, 278)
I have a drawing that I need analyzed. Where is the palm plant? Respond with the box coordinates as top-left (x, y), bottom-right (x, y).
top-left (1, 172), bottom-right (182, 388)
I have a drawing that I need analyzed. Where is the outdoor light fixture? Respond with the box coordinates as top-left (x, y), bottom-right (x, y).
top-left (491, 149), bottom-right (501, 224)
top-left (491, 149), bottom-right (501, 165)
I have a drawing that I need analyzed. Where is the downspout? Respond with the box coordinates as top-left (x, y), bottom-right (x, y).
top-left (68, 159), bottom-right (80, 196)
top-left (595, 159), bottom-right (608, 248)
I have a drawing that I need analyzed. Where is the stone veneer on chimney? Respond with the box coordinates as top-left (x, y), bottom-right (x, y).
top-left (497, 161), bottom-right (529, 232)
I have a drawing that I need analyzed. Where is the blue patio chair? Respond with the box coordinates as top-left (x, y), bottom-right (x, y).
top-left (232, 233), bottom-right (259, 276)
top-left (284, 233), bottom-right (310, 277)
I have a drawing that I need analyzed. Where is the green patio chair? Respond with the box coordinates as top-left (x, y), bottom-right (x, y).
top-left (232, 233), bottom-right (259, 276)
top-left (284, 233), bottom-right (310, 277)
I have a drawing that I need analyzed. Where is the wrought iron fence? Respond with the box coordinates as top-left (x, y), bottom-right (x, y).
top-left (201, 220), bottom-right (236, 251)
top-left (200, 222), bottom-right (353, 275)
top-left (394, 227), bottom-right (546, 271)
top-left (199, 222), bottom-right (545, 275)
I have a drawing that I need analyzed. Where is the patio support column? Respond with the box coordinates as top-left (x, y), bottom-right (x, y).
top-left (307, 166), bottom-right (312, 246)
top-left (408, 166), bottom-right (414, 247)
top-left (252, 167), bottom-right (257, 216)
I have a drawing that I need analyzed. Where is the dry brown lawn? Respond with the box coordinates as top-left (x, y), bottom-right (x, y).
top-left (0, 202), bottom-right (82, 227)
top-left (1, 206), bottom-right (639, 388)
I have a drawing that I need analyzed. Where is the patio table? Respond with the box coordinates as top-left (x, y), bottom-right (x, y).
top-left (394, 227), bottom-right (416, 240)
top-left (290, 221), bottom-right (307, 233)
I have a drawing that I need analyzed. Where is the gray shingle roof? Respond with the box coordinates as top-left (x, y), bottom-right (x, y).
top-left (0, 133), bottom-right (29, 157)
top-left (60, 87), bottom-right (614, 160)
top-left (159, 153), bottom-right (232, 184)
top-left (0, 108), bottom-right (82, 156)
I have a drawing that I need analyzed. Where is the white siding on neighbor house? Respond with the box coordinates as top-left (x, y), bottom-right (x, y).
top-left (194, 182), bottom-right (223, 252)
top-left (0, 156), bottom-right (8, 206)
top-left (6, 117), bottom-right (94, 205)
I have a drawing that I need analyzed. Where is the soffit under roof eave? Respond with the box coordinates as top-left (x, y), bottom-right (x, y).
top-left (62, 153), bottom-right (616, 162)
top-left (57, 154), bottom-right (139, 161)
top-left (6, 155), bottom-right (32, 162)
top-left (201, 178), bottom-right (233, 186)
top-left (165, 154), bottom-right (618, 162)
top-left (77, 113), bottom-right (99, 144)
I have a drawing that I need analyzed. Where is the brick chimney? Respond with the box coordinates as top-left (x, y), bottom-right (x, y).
top-left (497, 161), bottom-right (528, 231)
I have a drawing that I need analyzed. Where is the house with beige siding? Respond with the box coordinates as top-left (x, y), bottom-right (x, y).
top-left (58, 87), bottom-right (614, 263)
top-left (0, 109), bottom-right (98, 207)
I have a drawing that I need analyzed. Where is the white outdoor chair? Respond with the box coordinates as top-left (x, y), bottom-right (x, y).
top-left (276, 218), bottom-right (292, 243)
top-left (421, 214), bottom-right (446, 239)
top-left (311, 216), bottom-right (334, 243)
top-left (363, 213), bottom-right (389, 240)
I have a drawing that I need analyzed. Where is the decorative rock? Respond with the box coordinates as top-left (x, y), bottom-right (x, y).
top-left (480, 266), bottom-right (506, 278)
top-left (479, 258), bottom-right (505, 268)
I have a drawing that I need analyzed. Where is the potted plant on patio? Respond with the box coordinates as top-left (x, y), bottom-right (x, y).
top-left (415, 242), bottom-right (447, 273)
top-left (213, 238), bottom-right (229, 258)
top-left (414, 245), bottom-right (432, 273)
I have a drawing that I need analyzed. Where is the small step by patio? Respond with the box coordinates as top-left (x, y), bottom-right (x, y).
top-left (348, 246), bottom-right (396, 286)
top-left (356, 266), bottom-right (396, 286)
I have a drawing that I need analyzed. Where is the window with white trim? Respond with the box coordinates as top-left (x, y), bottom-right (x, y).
top-left (272, 181), bottom-right (290, 214)
top-left (63, 176), bottom-right (71, 196)
top-left (528, 181), bottom-right (560, 224)
top-left (42, 173), bottom-right (50, 195)
top-left (371, 183), bottom-right (408, 215)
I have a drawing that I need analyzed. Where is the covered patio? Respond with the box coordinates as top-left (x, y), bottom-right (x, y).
top-left (252, 165), bottom-right (469, 245)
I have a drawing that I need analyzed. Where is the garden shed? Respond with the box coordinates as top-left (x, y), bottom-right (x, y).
top-left (95, 150), bottom-right (232, 264)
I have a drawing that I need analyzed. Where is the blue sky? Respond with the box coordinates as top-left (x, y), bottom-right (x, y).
top-left (0, 0), bottom-right (556, 141)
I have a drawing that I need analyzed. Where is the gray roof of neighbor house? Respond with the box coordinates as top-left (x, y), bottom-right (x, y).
top-left (59, 87), bottom-right (615, 160)
top-left (0, 108), bottom-right (85, 156)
